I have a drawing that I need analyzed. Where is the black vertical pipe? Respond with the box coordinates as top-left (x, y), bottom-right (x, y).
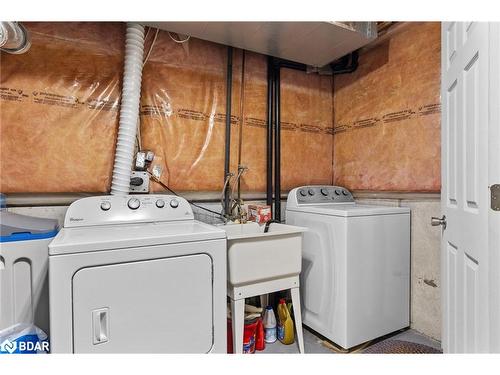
top-left (274, 62), bottom-right (281, 222)
top-left (266, 56), bottom-right (274, 208)
top-left (224, 47), bottom-right (233, 215)
top-left (266, 58), bottom-right (306, 220)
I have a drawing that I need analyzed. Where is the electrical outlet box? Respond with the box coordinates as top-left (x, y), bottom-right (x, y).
top-left (130, 171), bottom-right (150, 193)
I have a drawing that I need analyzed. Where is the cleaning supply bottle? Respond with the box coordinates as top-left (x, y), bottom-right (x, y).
top-left (255, 318), bottom-right (265, 351)
top-left (277, 298), bottom-right (295, 345)
top-left (263, 306), bottom-right (277, 343)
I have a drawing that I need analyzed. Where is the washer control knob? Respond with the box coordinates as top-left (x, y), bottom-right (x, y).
top-left (127, 198), bottom-right (140, 210)
top-left (100, 201), bottom-right (111, 211)
top-left (155, 199), bottom-right (165, 208)
top-left (308, 189), bottom-right (315, 196)
top-left (299, 189), bottom-right (307, 197)
top-left (335, 189), bottom-right (341, 195)
top-left (342, 190), bottom-right (349, 196)
top-left (170, 199), bottom-right (179, 208)
top-left (320, 188), bottom-right (329, 196)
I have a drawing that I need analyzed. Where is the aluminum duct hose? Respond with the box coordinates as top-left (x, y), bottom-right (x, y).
top-left (110, 23), bottom-right (145, 195)
top-left (0, 22), bottom-right (31, 54)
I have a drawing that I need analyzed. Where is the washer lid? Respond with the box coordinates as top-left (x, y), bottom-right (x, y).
top-left (287, 203), bottom-right (410, 217)
top-left (49, 220), bottom-right (226, 255)
top-left (0, 211), bottom-right (59, 243)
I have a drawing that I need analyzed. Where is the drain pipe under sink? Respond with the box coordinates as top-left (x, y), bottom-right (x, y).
top-left (110, 23), bottom-right (146, 196)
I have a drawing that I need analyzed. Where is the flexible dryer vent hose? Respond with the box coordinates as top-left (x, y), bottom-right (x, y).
top-left (0, 22), bottom-right (31, 54)
top-left (110, 23), bottom-right (145, 196)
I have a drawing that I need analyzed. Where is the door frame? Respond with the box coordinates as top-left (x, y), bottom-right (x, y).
top-left (488, 22), bottom-right (500, 352)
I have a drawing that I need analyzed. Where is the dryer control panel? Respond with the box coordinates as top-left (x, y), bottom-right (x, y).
top-left (294, 186), bottom-right (354, 205)
top-left (64, 195), bottom-right (194, 228)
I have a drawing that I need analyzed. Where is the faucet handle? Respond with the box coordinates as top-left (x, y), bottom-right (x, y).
top-left (240, 209), bottom-right (248, 224)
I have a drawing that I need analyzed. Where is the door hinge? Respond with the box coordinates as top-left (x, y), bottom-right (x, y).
top-left (491, 184), bottom-right (500, 211)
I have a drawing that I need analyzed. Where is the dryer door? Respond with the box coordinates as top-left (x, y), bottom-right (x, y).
top-left (72, 254), bottom-right (213, 353)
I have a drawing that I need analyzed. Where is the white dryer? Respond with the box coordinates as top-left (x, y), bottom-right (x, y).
top-left (49, 195), bottom-right (226, 353)
top-left (286, 186), bottom-right (410, 349)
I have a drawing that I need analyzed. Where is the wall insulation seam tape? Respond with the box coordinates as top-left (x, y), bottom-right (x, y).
top-left (110, 23), bottom-right (145, 196)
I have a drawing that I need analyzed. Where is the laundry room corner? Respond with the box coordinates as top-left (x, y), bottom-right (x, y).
top-left (332, 22), bottom-right (442, 341)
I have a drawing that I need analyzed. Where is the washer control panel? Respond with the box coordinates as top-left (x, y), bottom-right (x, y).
top-left (64, 194), bottom-right (194, 228)
top-left (296, 186), bottom-right (354, 204)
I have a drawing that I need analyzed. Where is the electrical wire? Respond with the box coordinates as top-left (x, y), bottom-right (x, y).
top-left (136, 27), bottom-right (216, 218)
top-left (143, 28), bottom-right (159, 67)
top-left (143, 27), bottom-right (151, 46)
top-left (168, 31), bottom-right (190, 44)
top-left (147, 171), bottom-right (223, 217)
top-left (134, 28), bottom-right (159, 155)
top-left (135, 115), bottom-right (142, 152)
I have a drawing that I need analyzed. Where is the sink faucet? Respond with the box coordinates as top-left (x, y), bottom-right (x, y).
top-left (220, 172), bottom-right (234, 223)
top-left (230, 165), bottom-right (248, 223)
top-left (222, 165), bottom-right (249, 223)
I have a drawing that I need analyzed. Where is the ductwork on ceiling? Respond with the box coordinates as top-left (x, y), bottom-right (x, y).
top-left (143, 21), bottom-right (377, 67)
top-left (0, 22), bottom-right (31, 54)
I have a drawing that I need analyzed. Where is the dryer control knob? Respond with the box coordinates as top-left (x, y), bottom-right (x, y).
top-left (100, 201), bottom-right (111, 211)
top-left (155, 199), bottom-right (165, 208)
top-left (342, 190), bottom-right (349, 196)
top-left (335, 189), bottom-right (341, 195)
top-left (308, 189), bottom-right (315, 196)
top-left (320, 188), bottom-right (329, 196)
top-left (299, 190), bottom-right (307, 197)
top-left (170, 199), bottom-right (179, 208)
top-left (127, 198), bottom-right (141, 210)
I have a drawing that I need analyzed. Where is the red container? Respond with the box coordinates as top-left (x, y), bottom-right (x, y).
top-left (227, 318), bottom-right (259, 354)
top-left (255, 318), bottom-right (266, 351)
top-left (243, 319), bottom-right (258, 354)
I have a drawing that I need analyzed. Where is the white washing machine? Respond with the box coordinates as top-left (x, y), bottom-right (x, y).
top-left (49, 195), bottom-right (226, 353)
top-left (286, 185), bottom-right (410, 349)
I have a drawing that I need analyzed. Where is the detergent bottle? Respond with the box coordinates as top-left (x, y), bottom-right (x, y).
top-left (277, 298), bottom-right (295, 345)
top-left (263, 306), bottom-right (277, 343)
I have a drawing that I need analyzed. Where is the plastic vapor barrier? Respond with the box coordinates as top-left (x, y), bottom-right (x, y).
top-left (0, 22), bottom-right (334, 194)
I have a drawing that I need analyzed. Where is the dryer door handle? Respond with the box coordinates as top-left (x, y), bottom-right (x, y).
top-left (92, 308), bottom-right (109, 345)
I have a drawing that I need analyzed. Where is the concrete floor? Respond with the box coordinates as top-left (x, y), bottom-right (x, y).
top-left (258, 327), bottom-right (442, 354)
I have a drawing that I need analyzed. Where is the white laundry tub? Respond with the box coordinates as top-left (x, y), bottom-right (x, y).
top-left (221, 222), bottom-right (306, 287)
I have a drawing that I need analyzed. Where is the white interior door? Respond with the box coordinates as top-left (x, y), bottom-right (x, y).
top-left (441, 22), bottom-right (500, 353)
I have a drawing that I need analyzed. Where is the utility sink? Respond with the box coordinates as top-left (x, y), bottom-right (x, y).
top-left (221, 222), bottom-right (306, 287)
